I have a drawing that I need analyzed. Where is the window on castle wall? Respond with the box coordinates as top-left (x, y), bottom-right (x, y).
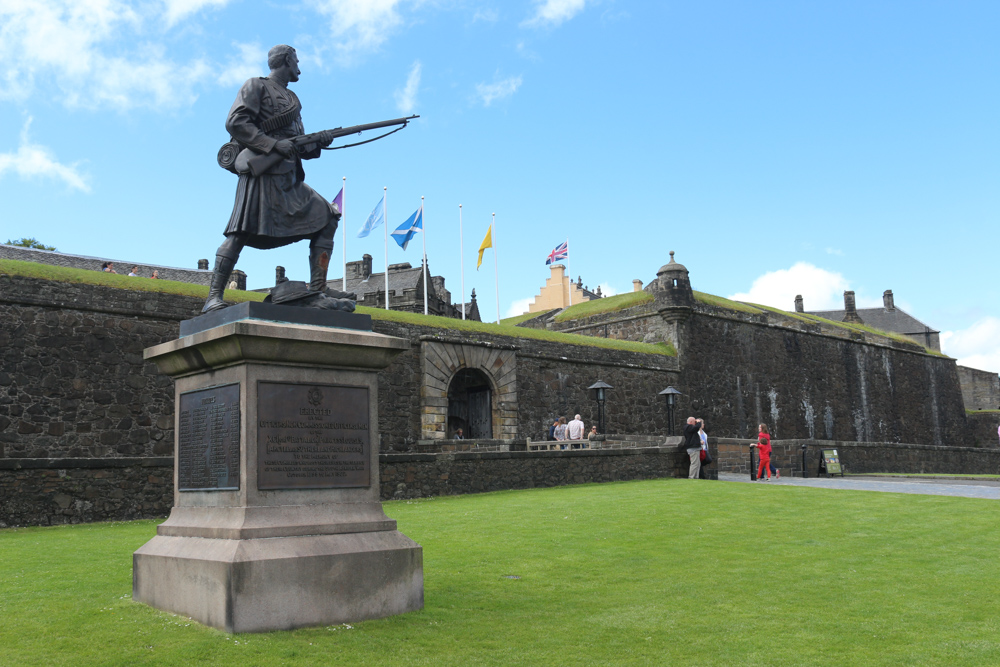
top-left (673, 279), bottom-right (678, 288)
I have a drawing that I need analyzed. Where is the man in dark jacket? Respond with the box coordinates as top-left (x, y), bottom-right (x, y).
top-left (683, 416), bottom-right (704, 479)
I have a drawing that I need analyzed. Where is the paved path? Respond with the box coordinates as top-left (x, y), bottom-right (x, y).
top-left (717, 472), bottom-right (1000, 499)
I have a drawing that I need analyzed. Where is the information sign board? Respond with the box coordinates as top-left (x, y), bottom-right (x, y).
top-left (821, 449), bottom-right (843, 476)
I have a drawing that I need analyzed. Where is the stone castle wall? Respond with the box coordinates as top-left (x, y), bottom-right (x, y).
top-left (0, 274), bottom-right (678, 460)
top-left (680, 310), bottom-right (969, 445)
top-left (714, 438), bottom-right (1000, 477)
top-left (957, 365), bottom-right (1000, 411)
top-left (534, 302), bottom-right (971, 446)
top-left (0, 244), bottom-right (215, 285)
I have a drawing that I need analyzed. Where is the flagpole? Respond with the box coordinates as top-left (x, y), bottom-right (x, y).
top-left (459, 204), bottom-right (465, 320)
top-left (492, 212), bottom-right (499, 324)
top-left (421, 197), bottom-right (428, 316)
top-left (384, 186), bottom-right (389, 311)
top-left (342, 176), bottom-right (347, 292)
top-left (567, 236), bottom-right (572, 307)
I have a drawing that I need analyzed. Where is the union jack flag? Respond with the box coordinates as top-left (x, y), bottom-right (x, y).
top-left (546, 241), bottom-right (568, 265)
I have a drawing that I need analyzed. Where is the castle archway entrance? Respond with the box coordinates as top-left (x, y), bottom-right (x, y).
top-left (447, 368), bottom-right (493, 439)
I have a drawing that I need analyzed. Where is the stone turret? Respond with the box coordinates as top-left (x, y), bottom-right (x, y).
top-left (651, 251), bottom-right (695, 308)
top-left (794, 295), bottom-right (803, 313)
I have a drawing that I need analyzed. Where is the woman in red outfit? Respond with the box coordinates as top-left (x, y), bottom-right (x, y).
top-left (753, 424), bottom-right (772, 481)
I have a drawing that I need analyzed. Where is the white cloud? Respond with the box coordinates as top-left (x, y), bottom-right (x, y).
top-left (596, 282), bottom-right (618, 297)
top-left (476, 74), bottom-right (522, 106)
top-left (217, 42), bottom-right (267, 87)
top-left (728, 262), bottom-right (880, 311)
top-left (0, 0), bottom-right (213, 110)
top-left (825, 247), bottom-right (843, 256)
top-left (0, 118), bottom-right (89, 192)
top-left (308, 0), bottom-right (404, 65)
top-left (163, 0), bottom-right (231, 26)
top-left (522, 0), bottom-right (587, 28)
top-left (941, 317), bottom-right (1000, 374)
top-left (472, 7), bottom-right (499, 23)
top-left (506, 297), bottom-right (533, 318)
top-left (394, 61), bottom-right (421, 114)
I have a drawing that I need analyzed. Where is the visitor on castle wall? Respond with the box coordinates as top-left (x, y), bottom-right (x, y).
top-left (548, 419), bottom-right (559, 441)
top-left (454, 428), bottom-right (464, 440)
top-left (683, 417), bottom-right (704, 479)
top-left (150, 270), bottom-right (160, 279)
top-left (554, 417), bottom-right (568, 443)
top-left (568, 414), bottom-right (585, 440)
top-left (101, 262), bottom-right (117, 274)
top-left (698, 419), bottom-right (710, 479)
top-left (588, 425), bottom-right (599, 440)
top-left (128, 266), bottom-right (140, 277)
top-left (751, 424), bottom-right (773, 481)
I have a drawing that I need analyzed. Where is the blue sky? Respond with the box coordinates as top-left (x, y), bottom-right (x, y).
top-left (1, 1), bottom-right (998, 371)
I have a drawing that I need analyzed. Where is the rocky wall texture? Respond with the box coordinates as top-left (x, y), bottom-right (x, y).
top-left (1, 275), bottom-right (679, 459)
top-left (0, 458), bottom-right (173, 527)
top-left (0, 275), bottom-right (186, 459)
top-left (957, 365), bottom-right (1000, 411)
top-left (714, 438), bottom-right (1000, 476)
top-left (677, 311), bottom-right (969, 444)
top-left (967, 412), bottom-right (1000, 448)
top-left (379, 447), bottom-right (694, 500)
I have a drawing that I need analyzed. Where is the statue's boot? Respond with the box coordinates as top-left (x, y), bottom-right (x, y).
top-left (309, 246), bottom-right (331, 293)
top-left (201, 253), bottom-right (237, 313)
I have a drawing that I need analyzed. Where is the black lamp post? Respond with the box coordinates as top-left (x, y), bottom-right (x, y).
top-left (658, 386), bottom-right (682, 436)
top-left (587, 381), bottom-right (613, 435)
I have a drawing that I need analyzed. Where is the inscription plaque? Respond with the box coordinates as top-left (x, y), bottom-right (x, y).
top-left (178, 383), bottom-right (241, 491)
top-left (257, 382), bottom-right (371, 490)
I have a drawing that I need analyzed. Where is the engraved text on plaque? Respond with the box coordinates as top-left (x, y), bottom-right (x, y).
top-left (178, 383), bottom-right (241, 491)
top-left (257, 382), bottom-right (370, 489)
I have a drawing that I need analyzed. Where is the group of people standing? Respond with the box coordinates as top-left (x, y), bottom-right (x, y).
top-left (683, 418), bottom-right (778, 481)
top-left (548, 415), bottom-right (598, 444)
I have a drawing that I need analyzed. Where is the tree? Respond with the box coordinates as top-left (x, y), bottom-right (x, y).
top-left (5, 237), bottom-right (57, 251)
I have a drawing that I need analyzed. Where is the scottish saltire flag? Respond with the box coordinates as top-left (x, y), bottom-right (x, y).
top-left (546, 241), bottom-right (568, 265)
top-left (357, 196), bottom-right (384, 238)
top-left (391, 206), bottom-right (423, 250)
top-left (332, 187), bottom-right (344, 215)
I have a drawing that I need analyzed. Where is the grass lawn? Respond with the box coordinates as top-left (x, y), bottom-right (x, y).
top-left (2, 479), bottom-right (1000, 666)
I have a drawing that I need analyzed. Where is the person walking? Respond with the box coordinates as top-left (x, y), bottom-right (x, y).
top-left (567, 414), bottom-right (585, 440)
top-left (683, 416), bottom-right (704, 479)
top-left (752, 424), bottom-right (773, 481)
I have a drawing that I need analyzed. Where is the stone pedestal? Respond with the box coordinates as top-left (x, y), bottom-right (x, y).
top-left (133, 317), bottom-right (422, 633)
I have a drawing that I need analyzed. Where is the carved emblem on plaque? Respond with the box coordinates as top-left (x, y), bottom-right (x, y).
top-left (307, 387), bottom-right (324, 406)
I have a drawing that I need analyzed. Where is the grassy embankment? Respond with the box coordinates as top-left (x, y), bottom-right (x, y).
top-left (0, 259), bottom-right (674, 357)
top-left (538, 284), bottom-right (944, 356)
top-left (2, 479), bottom-right (1000, 665)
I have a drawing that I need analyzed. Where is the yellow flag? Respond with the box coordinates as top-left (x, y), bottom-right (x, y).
top-left (477, 224), bottom-right (493, 270)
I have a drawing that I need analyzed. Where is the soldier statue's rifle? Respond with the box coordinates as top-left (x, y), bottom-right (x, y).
top-left (217, 115), bottom-right (419, 177)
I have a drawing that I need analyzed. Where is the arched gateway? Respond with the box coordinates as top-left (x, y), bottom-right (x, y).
top-left (447, 368), bottom-right (493, 438)
top-left (420, 338), bottom-right (517, 440)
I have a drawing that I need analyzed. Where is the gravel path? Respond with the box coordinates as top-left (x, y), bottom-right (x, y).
top-left (716, 472), bottom-right (1000, 500)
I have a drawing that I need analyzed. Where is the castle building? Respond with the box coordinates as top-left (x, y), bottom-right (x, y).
top-left (526, 264), bottom-right (602, 313)
top-left (330, 254), bottom-right (479, 321)
top-left (797, 290), bottom-right (941, 351)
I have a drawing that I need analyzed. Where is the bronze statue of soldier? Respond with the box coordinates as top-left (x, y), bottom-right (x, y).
top-left (204, 44), bottom-right (346, 313)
